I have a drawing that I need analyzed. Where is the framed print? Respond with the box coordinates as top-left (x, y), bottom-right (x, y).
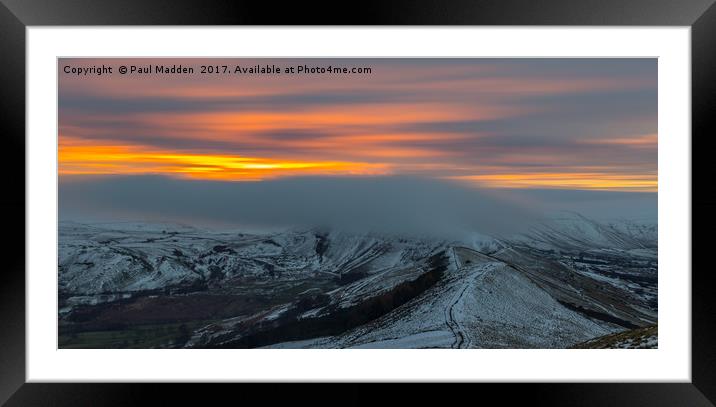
top-left (2, 0), bottom-right (715, 405)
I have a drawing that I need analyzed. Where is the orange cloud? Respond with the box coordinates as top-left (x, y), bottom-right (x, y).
top-left (59, 137), bottom-right (390, 181)
top-left (581, 133), bottom-right (657, 147)
top-left (142, 102), bottom-right (476, 134)
top-left (451, 172), bottom-right (657, 192)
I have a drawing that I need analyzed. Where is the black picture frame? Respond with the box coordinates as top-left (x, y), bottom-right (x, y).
top-left (1, 0), bottom-right (714, 405)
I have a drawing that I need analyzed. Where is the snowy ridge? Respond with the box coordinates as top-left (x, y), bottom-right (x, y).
top-left (516, 211), bottom-right (657, 252)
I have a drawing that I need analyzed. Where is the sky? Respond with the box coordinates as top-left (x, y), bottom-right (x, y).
top-left (58, 58), bottom-right (657, 192)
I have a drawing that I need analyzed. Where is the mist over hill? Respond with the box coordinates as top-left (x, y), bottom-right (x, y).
top-left (59, 175), bottom-right (655, 238)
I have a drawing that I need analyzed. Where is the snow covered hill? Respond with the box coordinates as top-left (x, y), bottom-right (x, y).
top-left (58, 213), bottom-right (657, 349)
top-left (515, 211), bottom-right (657, 252)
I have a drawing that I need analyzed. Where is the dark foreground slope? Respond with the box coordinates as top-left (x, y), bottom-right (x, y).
top-left (571, 325), bottom-right (658, 349)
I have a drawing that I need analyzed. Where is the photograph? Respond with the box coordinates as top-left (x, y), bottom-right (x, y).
top-left (57, 57), bottom-right (658, 350)
top-left (3, 0), bottom-right (710, 399)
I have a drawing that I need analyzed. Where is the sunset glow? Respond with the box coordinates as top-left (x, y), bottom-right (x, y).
top-left (451, 172), bottom-right (658, 192)
top-left (59, 138), bottom-right (390, 181)
top-left (59, 58), bottom-right (657, 191)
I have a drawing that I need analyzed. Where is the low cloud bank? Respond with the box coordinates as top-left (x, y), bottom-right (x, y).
top-left (60, 175), bottom-right (656, 238)
top-left (59, 175), bottom-right (545, 238)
